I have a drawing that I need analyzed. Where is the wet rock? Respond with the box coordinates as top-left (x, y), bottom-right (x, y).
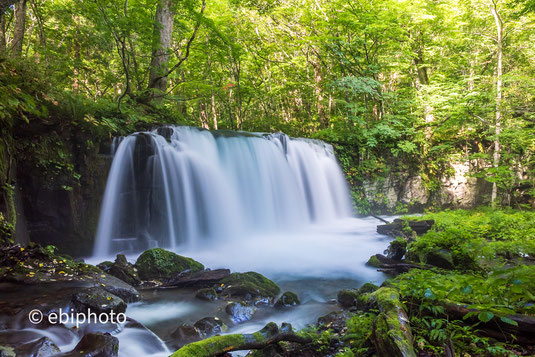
top-left (220, 272), bottom-right (280, 303)
top-left (225, 302), bottom-right (256, 323)
top-left (100, 254), bottom-right (141, 286)
top-left (377, 219), bottom-right (434, 238)
top-left (98, 274), bottom-right (141, 303)
top-left (164, 268), bottom-right (230, 288)
top-left (170, 324), bottom-right (202, 347)
top-left (386, 238), bottom-right (407, 261)
top-left (59, 332), bottom-right (119, 357)
top-left (274, 291), bottom-right (300, 308)
top-left (97, 261), bottom-right (113, 272)
top-left (337, 289), bottom-right (360, 308)
top-left (317, 310), bottom-right (353, 333)
top-left (193, 317), bottom-right (228, 337)
top-left (135, 248), bottom-right (204, 281)
top-left (195, 288), bottom-right (218, 301)
top-left (424, 249), bottom-right (454, 269)
top-left (72, 287), bottom-right (126, 316)
top-left (15, 336), bottom-right (60, 356)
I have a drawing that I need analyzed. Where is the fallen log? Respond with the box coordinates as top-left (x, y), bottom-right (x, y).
top-left (170, 322), bottom-right (311, 357)
top-left (371, 288), bottom-right (417, 357)
top-left (441, 301), bottom-right (535, 344)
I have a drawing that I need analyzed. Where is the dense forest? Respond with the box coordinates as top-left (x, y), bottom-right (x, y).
top-left (1, 0), bottom-right (535, 216)
top-left (1, 0), bottom-right (535, 356)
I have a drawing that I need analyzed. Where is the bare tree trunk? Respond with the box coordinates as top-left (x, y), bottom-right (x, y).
top-left (211, 91), bottom-right (218, 130)
top-left (11, 0), bottom-right (27, 57)
top-left (490, 1), bottom-right (503, 206)
top-left (148, 0), bottom-right (174, 94)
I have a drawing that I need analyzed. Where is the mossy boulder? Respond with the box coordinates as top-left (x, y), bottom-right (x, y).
top-left (135, 248), bottom-right (204, 281)
top-left (220, 272), bottom-right (280, 303)
top-left (275, 291), bottom-right (300, 308)
top-left (337, 289), bottom-right (360, 308)
top-left (386, 238), bottom-right (407, 261)
top-left (359, 282), bottom-right (379, 294)
top-left (195, 288), bottom-right (218, 301)
top-left (366, 255), bottom-right (382, 268)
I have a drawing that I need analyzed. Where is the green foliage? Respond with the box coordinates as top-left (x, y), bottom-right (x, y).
top-left (407, 208), bottom-right (535, 268)
top-left (340, 313), bottom-right (375, 355)
top-left (395, 266), bottom-right (535, 316)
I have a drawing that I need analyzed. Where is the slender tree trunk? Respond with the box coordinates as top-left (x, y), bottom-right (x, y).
top-left (148, 0), bottom-right (174, 94)
top-left (11, 0), bottom-right (27, 57)
top-left (312, 54), bottom-right (327, 128)
top-left (490, 1), bottom-right (503, 206)
top-left (0, 12), bottom-right (6, 53)
top-left (211, 91), bottom-right (218, 130)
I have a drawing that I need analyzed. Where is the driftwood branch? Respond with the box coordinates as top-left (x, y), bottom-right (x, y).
top-left (171, 322), bottom-right (311, 357)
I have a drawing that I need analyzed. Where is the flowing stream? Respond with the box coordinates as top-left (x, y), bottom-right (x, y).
top-left (1, 126), bottom-right (389, 356)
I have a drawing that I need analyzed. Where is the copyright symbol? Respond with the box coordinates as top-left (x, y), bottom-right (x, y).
top-left (28, 309), bottom-right (43, 324)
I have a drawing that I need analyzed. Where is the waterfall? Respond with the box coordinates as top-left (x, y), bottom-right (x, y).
top-left (94, 126), bottom-right (352, 256)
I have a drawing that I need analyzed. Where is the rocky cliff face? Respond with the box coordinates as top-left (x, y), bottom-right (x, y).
top-left (15, 139), bottom-right (112, 257)
top-left (360, 161), bottom-right (492, 213)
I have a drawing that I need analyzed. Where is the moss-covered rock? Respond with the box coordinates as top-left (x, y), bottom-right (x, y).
top-left (135, 248), bottom-right (204, 281)
top-left (220, 272), bottom-right (280, 303)
top-left (386, 238), bottom-right (407, 261)
top-left (337, 289), bottom-right (360, 308)
top-left (366, 254), bottom-right (382, 268)
top-left (359, 282), bottom-right (379, 294)
top-left (275, 291), bottom-right (300, 307)
top-left (195, 288), bottom-right (218, 301)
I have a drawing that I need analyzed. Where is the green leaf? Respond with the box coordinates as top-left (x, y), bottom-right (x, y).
top-left (478, 311), bottom-right (494, 323)
top-left (499, 317), bottom-right (518, 326)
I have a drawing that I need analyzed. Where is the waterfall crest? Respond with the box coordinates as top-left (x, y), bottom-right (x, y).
top-left (94, 126), bottom-right (352, 256)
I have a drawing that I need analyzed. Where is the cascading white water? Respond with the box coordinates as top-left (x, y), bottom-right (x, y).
top-left (94, 126), bottom-right (353, 256)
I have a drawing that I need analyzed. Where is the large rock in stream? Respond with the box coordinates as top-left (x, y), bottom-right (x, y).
top-left (164, 268), bottom-right (230, 288)
top-left (72, 287), bottom-right (127, 315)
top-left (135, 248), bottom-right (204, 281)
top-left (377, 219), bottom-right (434, 238)
top-left (219, 271), bottom-right (280, 304)
top-left (97, 254), bottom-right (141, 286)
top-left (59, 332), bottom-right (119, 357)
